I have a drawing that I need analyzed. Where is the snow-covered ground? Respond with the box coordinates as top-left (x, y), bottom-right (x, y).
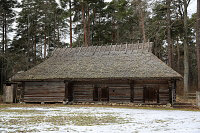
top-left (0, 106), bottom-right (200, 133)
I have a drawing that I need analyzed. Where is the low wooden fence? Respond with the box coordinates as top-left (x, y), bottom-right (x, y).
top-left (186, 92), bottom-right (196, 99)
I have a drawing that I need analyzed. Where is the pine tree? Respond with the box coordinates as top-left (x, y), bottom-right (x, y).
top-left (0, 0), bottom-right (18, 93)
top-left (197, 0), bottom-right (200, 92)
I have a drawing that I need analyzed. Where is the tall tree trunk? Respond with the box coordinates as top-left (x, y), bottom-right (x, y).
top-left (2, 11), bottom-right (5, 53)
top-left (176, 39), bottom-right (180, 73)
top-left (140, 11), bottom-right (146, 42)
top-left (167, 0), bottom-right (173, 68)
top-left (183, 0), bottom-right (189, 94)
top-left (92, 8), bottom-right (96, 45)
top-left (112, 17), bottom-right (115, 44)
top-left (4, 13), bottom-right (7, 53)
top-left (54, 13), bottom-right (56, 47)
top-left (34, 34), bottom-right (37, 63)
top-left (117, 26), bottom-right (119, 44)
top-left (82, 3), bottom-right (87, 46)
top-left (69, 0), bottom-right (72, 48)
top-left (57, 20), bottom-right (60, 47)
top-left (87, 6), bottom-right (90, 46)
top-left (28, 15), bottom-right (30, 51)
top-left (139, 0), bottom-right (146, 43)
top-left (44, 33), bottom-right (46, 58)
top-left (197, 0), bottom-right (200, 91)
top-left (98, 14), bottom-right (100, 44)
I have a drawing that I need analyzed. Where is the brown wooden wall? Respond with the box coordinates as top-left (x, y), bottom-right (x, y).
top-left (73, 83), bottom-right (94, 102)
top-left (133, 80), bottom-right (170, 104)
top-left (21, 79), bottom-right (173, 104)
top-left (108, 84), bottom-right (130, 102)
top-left (23, 81), bottom-right (65, 102)
top-left (69, 80), bottom-right (171, 104)
top-left (70, 81), bottom-right (131, 103)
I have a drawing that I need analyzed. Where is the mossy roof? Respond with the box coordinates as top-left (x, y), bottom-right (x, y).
top-left (11, 43), bottom-right (182, 81)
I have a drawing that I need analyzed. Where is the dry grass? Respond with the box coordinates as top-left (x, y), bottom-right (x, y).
top-left (176, 95), bottom-right (196, 104)
top-left (0, 103), bottom-right (199, 111)
top-left (0, 109), bottom-right (42, 114)
top-left (1, 115), bottom-right (124, 126)
top-left (0, 108), bottom-right (128, 132)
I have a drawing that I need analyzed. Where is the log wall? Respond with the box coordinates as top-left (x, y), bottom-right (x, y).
top-left (21, 79), bottom-right (172, 104)
top-left (159, 84), bottom-right (169, 104)
top-left (24, 81), bottom-right (65, 102)
top-left (108, 84), bottom-right (131, 102)
top-left (133, 80), bottom-right (169, 104)
top-left (71, 81), bottom-right (131, 102)
top-left (73, 83), bottom-right (94, 102)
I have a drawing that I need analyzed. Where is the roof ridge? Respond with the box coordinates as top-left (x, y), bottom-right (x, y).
top-left (52, 42), bottom-right (153, 57)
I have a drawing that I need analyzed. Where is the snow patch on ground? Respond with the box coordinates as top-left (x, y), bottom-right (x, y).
top-left (0, 107), bottom-right (200, 133)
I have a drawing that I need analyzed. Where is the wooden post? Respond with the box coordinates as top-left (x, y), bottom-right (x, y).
top-left (64, 81), bottom-right (69, 102)
top-left (196, 91), bottom-right (200, 107)
top-left (22, 82), bottom-right (25, 103)
top-left (68, 82), bottom-right (73, 102)
top-left (98, 87), bottom-right (101, 101)
top-left (168, 80), bottom-right (172, 104)
top-left (125, 43), bottom-right (128, 54)
top-left (143, 86), bottom-right (146, 103)
top-left (157, 88), bottom-right (160, 103)
top-left (168, 80), bottom-right (175, 105)
top-left (130, 81), bottom-right (134, 102)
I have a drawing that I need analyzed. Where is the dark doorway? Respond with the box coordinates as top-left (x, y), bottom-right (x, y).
top-left (144, 86), bottom-right (159, 103)
top-left (93, 85), bottom-right (99, 101)
top-left (67, 83), bottom-right (73, 102)
top-left (100, 87), bottom-right (109, 101)
top-left (93, 85), bottom-right (109, 101)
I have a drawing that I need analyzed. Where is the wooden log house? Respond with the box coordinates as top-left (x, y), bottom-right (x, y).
top-left (11, 43), bottom-right (182, 105)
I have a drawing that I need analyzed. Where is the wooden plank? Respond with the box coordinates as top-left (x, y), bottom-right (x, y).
top-left (134, 80), bottom-right (168, 84)
top-left (130, 81), bottom-right (134, 102)
top-left (73, 83), bottom-right (94, 101)
top-left (24, 81), bottom-right (65, 103)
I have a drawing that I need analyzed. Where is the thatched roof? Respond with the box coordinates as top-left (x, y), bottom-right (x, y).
top-left (11, 43), bottom-right (182, 81)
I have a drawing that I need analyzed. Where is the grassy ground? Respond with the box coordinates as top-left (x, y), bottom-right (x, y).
top-left (0, 103), bottom-right (199, 111)
top-left (176, 95), bottom-right (196, 104)
top-left (1, 103), bottom-right (200, 132)
top-left (1, 114), bottom-right (124, 126)
top-left (0, 104), bottom-right (129, 132)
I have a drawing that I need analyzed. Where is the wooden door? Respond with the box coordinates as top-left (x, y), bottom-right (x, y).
top-left (93, 85), bottom-right (99, 101)
top-left (144, 86), bottom-right (159, 103)
top-left (68, 83), bottom-right (73, 102)
top-left (100, 87), bottom-right (109, 101)
top-left (93, 85), bottom-right (109, 101)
